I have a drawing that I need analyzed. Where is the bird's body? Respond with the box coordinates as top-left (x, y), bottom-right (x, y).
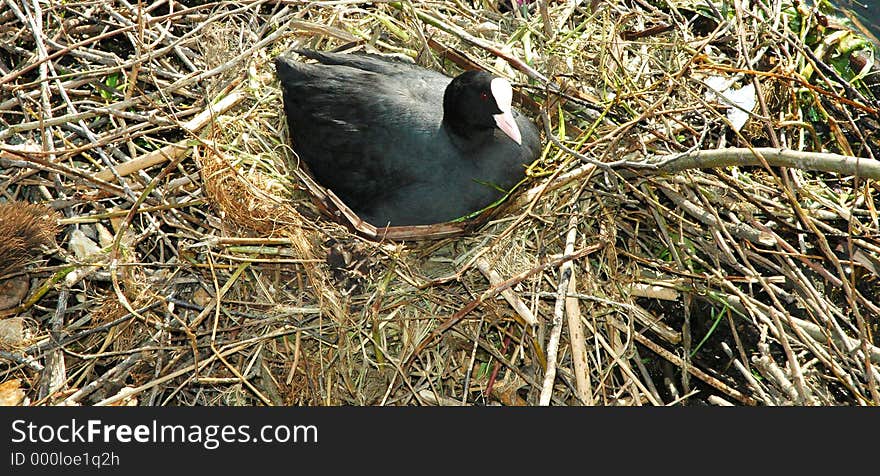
top-left (275, 49), bottom-right (541, 226)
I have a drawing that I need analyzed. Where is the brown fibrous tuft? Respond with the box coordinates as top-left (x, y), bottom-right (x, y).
top-left (0, 201), bottom-right (60, 275)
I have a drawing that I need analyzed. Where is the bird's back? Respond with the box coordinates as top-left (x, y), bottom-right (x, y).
top-left (276, 51), bottom-right (449, 208)
top-left (275, 50), bottom-right (539, 226)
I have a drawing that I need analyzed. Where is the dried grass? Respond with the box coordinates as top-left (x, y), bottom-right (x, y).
top-left (0, 0), bottom-right (878, 406)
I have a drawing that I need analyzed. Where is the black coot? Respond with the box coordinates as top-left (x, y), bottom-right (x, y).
top-left (275, 49), bottom-right (541, 227)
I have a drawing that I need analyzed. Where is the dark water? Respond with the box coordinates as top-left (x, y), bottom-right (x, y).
top-left (834, 0), bottom-right (880, 46)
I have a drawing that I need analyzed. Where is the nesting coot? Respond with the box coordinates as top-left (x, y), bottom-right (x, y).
top-left (275, 49), bottom-right (541, 227)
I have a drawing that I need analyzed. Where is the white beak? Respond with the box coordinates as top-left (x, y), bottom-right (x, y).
top-left (490, 77), bottom-right (522, 145)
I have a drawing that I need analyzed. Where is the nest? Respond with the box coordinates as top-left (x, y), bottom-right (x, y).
top-left (1, 0), bottom-right (879, 406)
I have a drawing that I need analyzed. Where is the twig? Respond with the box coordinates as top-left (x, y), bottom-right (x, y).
top-left (564, 230), bottom-right (592, 405)
top-left (651, 147), bottom-right (880, 179)
top-left (475, 258), bottom-right (538, 326)
top-left (660, 186), bottom-right (775, 246)
top-left (93, 326), bottom-right (302, 406)
top-left (407, 243), bottom-right (603, 367)
top-left (63, 350), bottom-right (145, 405)
top-left (539, 215), bottom-right (577, 405)
top-left (0, 350), bottom-right (43, 372)
top-left (633, 329), bottom-right (758, 406)
top-left (38, 287), bottom-right (69, 401)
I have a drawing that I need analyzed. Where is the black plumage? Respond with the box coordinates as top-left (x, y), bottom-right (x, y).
top-left (275, 49), bottom-right (541, 227)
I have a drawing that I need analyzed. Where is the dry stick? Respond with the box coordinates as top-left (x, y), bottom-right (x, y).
top-left (727, 234), bottom-right (816, 405)
top-left (723, 300), bottom-right (756, 392)
top-left (0, 4), bottom-right (277, 142)
top-left (191, 263), bottom-right (250, 330)
top-left (632, 329), bottom-right (758, 406)
top-left (512, 162), bottom-right (597, 210)
top-left (0, 7), bottom-right (138, 88)
top-left (775, 169), bottom-right (880, 403)
top-left (211, 342), bottom-right (273, 406)
top-left (475, 258), bottom-right (538, 326)
top-left (63, 350), bottom-right (144, 405)
top-left (0, 0), bottom-right (240, 89)
top-left (284, 330), bottom-right (302, 386)
top-left (557, 292), bottom-right (682, 345)
top-left (26, 301), bottom-right (162, 355)
top-left (93, 326), bottom-right (302, 406)
top-left (791, 314), bottom-right (880, 364)
top-left (19, 0), bottom-right (143, 194)
top-left (93, 91), bottom-right (245, 181)
top-left (117, 0), bottom-right (199, 72)
top-left (772, 237), bottom-right (864, 363)
top-left (107, 137), bottom-right (193, 336)
top-left (0, 350), bottom-right (43, 372)
top-left (417, 389), bottom-right (466, 406)
top-left (577, 312), bottom-right (663, 405)
top-left (565, 242), bottom-right (593, 405)
top-left (719, 283), bottom-right (869, 401)
top-left (37, 287), bottom-right (69, 401)
top-left (632, 346), bottom-right (664, 405)
top-left (733, 0), bottom-right (780, 148)
top-left (461, 314), bottom-right (486, 405)
top-left (407, 243), bottom-right (603, 367)
top-left (538, 0), bottom-right (554, 39)
top-left (205, 254), bottom-right (265, 405)
top-left (0, 77), bottom-right (93, 111)
top-left (653, 147), bottom-right (880, 180)
top-left (676, 169), bottom-right (822, 404)
top-left (767, 185), bottom-right (844, 404)
top-left (760, 224), bottom-right (844, 288)
top-left (456, 329), bottom-right (550, 403)
top-left (375, 329), bottom-right (443, 407)
top-left (724, 343), bottom-right (776, 405)
top-left (59, 200), bottom-right (207, 225)
top-left (539, 111), bottom-right (640, 170)
top-left (0, 105), bottom-right (135, 142)
top-left (660, 187), bottom-right (775, 246)
top-left (707, 395), bottom-right (735, 406)
top-left (752, 353), bottom-right (800, 403)
top-left (780, 274), bottom-right (880, 396)
top-left (801, 228), bottom-right (880, 404)
top-left (626, 282), bottom-right (680, 301)
top-left (24, 0), bottom-right (59, 181)
top-left (47, 78), bottom-right (140, 203)
top-left (639, 182), bottom-right (692, 395)
top-left (0, 146), bottom-right (128, 197)
top-left (391, 2), bottom-right (550, 84)
top-left (589, 23), bottom-right (721, 167)
top-left (539, 218), bottom-right (578, 405)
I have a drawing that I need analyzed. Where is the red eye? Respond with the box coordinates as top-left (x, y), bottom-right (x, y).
top-left (480, 91), bottom-right (489, 101)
